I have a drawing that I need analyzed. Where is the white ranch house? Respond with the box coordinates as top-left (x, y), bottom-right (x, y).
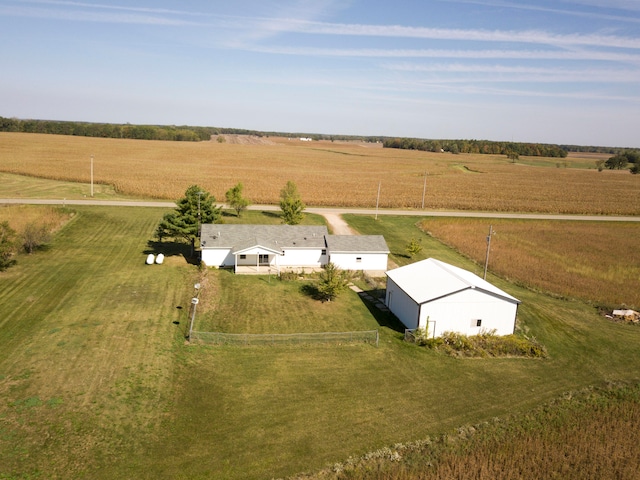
top-left (385, 258), bottom-right (521, 338)
top-left (200, 224), bottom-right (389, 275)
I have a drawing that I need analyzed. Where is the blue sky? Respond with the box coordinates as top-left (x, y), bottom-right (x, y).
top-left (1, 0), bottom-right (640, 147)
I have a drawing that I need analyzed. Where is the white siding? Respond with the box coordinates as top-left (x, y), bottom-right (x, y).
top-left (418, 289), bottom-right (517, 337)
top-left (385, 277), bottom-right (420, 330)
top-left (201, 248), bottom-right (233, 267)
top-left (330, 253), bottom-right (388, 271)
top-left (279, 248), bottom-right (326, 268)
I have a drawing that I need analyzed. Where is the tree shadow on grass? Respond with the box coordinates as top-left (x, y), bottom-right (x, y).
top-left (145, 240), bottom-right (200, 265)
top-left (300, 283), bottom-right (323, 301)
top-left (222, 211), bottom-right (239, 219)
top-left (261, 211), bottom-right (282, 220)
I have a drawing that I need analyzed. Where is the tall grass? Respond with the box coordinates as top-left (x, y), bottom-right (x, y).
top-left (2, 132), bottom-right (639, 214)
top-left (0, 204), bottom-right (71, 235)
top-left (294, 383), bottom-right (640, 480)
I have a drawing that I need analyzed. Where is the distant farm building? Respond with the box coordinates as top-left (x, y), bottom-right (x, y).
top-left (385, 258), bottom-right (521, 338)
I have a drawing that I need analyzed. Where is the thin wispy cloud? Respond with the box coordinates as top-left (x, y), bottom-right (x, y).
top-left (0, 3), bottom-right (201, 26)
top-left (243, 45), bottom-right (640, 64)
top-left (256, 19), bottom-right (640, 50)
top-left (441, 0), bottom-right (640, 23)
top-left (382, 63), bottom-right (640, 83)
top-left (6, 1), bottom-right (640, 51)
top-left (20, 0), bottom-right (203, 17)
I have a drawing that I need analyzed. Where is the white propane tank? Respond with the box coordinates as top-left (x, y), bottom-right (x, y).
top-left (155, 253), bottom-right (165, 264)
top-left (146, 254), bottom-right (155, 265)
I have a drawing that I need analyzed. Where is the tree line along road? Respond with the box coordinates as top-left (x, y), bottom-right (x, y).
top-left (1, 198), bottom-right (639, 222)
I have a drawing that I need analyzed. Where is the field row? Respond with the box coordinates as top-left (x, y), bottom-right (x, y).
top-left (1, 132), bottom-right (639, 215)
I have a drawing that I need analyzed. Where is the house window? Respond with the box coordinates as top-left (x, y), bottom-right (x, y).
top-left (356, 257), bottom-right (362, 263)
top-left (240, 254), bottom-right (246, 260)
top-left (321, 249), bottom-right (327, 255)
top-left (472, 319), bottom-right (482, 327)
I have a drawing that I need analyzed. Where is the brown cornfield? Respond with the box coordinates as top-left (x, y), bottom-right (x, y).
top-left (418, 218), bottom-right (640, 309)
top-left (1, 133), bottom-right (639, 214)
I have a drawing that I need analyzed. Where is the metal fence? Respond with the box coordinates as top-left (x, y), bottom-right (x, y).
top-left (404, 328), bottom-right (417, 343)
top-left (190, 329), bottom-right (379, 347)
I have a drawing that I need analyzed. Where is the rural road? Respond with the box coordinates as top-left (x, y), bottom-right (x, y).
top-left (2, 198), bottom-right (639, 225)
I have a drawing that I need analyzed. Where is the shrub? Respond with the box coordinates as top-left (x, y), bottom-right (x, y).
top-left (417, 330), bottom-right (547, 358)
top-left (279, 271), bottom-right (298, 281)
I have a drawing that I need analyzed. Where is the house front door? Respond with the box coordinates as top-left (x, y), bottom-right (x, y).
top-left (259, 254), bottom-right (269, 265)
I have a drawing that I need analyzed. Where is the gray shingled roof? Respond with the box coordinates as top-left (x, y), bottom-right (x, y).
top-left (200, 224), bottom-right (328, 252)
top-left (325, 235), bottom-right (389, 253)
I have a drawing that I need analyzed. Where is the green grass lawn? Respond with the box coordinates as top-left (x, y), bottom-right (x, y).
top-left (0, 171), bottom-right (134, 200)
top-left (195, 269), bottom-right (383, 334)
top-left (2, 207), bottom-right (640, 479)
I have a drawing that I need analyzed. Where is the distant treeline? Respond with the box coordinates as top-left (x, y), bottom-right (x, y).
top-left (0, 116), bottom-right (387, 143)
top-left (0, 116), bottom-right (635, 155)
top-left (0, 116), bottom-right (214, 141)
top-left (383, 137), bottom-right (569, 158)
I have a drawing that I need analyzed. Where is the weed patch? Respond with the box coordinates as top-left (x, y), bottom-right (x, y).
top-left (410, 330), bottom-right (548, 358)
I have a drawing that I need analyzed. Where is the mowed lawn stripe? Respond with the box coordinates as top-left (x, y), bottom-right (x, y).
top-left (0, 206), bottom-right (195, 478)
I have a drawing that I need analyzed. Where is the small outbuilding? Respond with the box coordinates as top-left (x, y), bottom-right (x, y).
top-left (385, 258), bottom-right (521, 338)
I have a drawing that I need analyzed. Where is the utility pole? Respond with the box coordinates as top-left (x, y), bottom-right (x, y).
top-left (187, 283), bottom-right (201, 341)
top-left (483, 225), bottom-right (493, 280)
top-left (421, 172), bottom-right (427, 209)
top-left (196, 191), bottom-right (204, 235)
top-left (375, 181), bottom-right (381, 220)
top-left (90, 154), bottom-right (94, 197)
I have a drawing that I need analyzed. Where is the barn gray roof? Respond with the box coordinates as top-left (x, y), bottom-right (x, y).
top-left (325, 235), bottom-right (389, 253)
top-left (200, 224), bottom-right (328, 252)
top-left (200, 225), bottom-right (389, 254)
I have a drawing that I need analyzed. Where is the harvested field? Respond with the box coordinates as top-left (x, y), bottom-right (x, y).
top-left (1, 133), bottom-right (639, 215)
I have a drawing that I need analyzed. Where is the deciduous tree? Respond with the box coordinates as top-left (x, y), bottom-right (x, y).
top-left (225, 182), bottom-right (250, 217)
top-left (605, 154), bottom-right (628, 170)
top-left (279, 181), bottom-right (305, 225)
top-left (22, 222), bottom-right (51, 254)
top-left (0, 221), bottom-right (17, 271)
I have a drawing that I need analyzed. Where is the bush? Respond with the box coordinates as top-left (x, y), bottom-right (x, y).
top-left (279, 271), bottom-right (298, 281)
top-left (416, 330), bottom-right (547, 358)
